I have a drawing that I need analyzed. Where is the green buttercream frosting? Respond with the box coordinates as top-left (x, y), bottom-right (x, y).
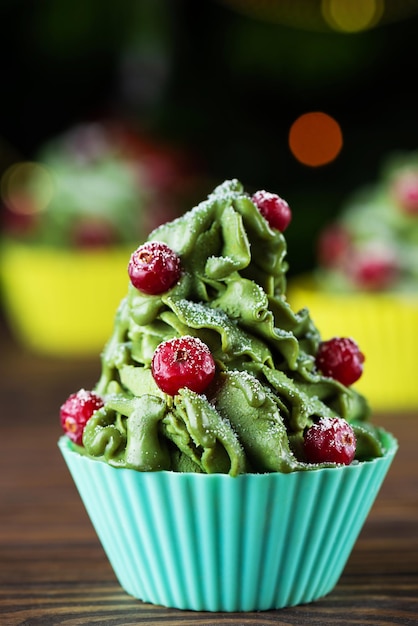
top-left (80, 179), bottom-right (383, 475)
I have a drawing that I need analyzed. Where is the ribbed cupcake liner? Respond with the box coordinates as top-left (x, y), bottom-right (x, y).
top-left (287, 277), bottom-right (418, 411)
top-left (0, 242), bottom-right (133, 355)
top-left (59, 431), bottom-right (397, 612)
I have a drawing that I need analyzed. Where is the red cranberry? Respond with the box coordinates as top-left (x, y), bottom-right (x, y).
top-left (60, 389), bottom-right (104, 445)
top-left (317, 224), bottom-right (351, 268)
top-left (304, 417), bottom-right (356, 465)
top-left (349, 249), bottom-right (399, 291)
top-left (392, 171), bottom-right (418, 215)
top-left (71, 217), bottom-right (118, 248)
top-left (128, 241), bottom-right (181, 294)
top-left (316, 337), bottom-right (365, 386)
top-left (151, 336), bottom-right (216, 396)
top-left (252, 190), bottom-right (292, 232)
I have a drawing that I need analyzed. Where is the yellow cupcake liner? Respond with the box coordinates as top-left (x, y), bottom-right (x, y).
top-left (0, 241), bottom-right (135, 356)
top-left (287, 275), bottom-right (418, 411)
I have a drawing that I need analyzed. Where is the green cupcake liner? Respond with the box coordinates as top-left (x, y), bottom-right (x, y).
top-left (59, 431), bottom-right (397, 612)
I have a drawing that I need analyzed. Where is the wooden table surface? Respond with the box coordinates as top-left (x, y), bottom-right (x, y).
top-left (1, 323), bottom-right (418, 626)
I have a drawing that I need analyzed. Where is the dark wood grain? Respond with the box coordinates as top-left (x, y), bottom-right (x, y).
top-left (1, 324), bottom-right (417, 625)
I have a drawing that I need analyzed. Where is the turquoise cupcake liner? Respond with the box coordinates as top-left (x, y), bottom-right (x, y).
top-left (58, 432), bottom-right (397, 612)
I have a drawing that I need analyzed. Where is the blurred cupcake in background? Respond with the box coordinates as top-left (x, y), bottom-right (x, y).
top-left (288, 151), bottom-right (418, 411)
top-left (0, 120), bottom-right (205, 356)
top-left (315, 151), bottom-right (418, 294)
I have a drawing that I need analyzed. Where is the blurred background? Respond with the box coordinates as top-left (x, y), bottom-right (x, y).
top-left (1, 0), bottom-right (418, 371)
top-left (2, 0), bottom-right (418, 266)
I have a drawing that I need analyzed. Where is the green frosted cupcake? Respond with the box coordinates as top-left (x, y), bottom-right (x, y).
top-left (59, 179), bottom-right (397, 611)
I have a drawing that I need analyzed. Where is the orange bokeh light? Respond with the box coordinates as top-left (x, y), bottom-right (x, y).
top-left (288, 112), bottom-right (343, 167)
top-left (1, 161), bottom-right (54, 214)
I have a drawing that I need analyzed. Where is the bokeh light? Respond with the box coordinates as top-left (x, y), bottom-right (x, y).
top-left (218, 0), bottom-right (418, 31)
top-left (288, 112), bottom-right (343, 167)
top-left (321, 0), bottom-right (384, 33)
top-left (1, 161), bottom-right (54, 215)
